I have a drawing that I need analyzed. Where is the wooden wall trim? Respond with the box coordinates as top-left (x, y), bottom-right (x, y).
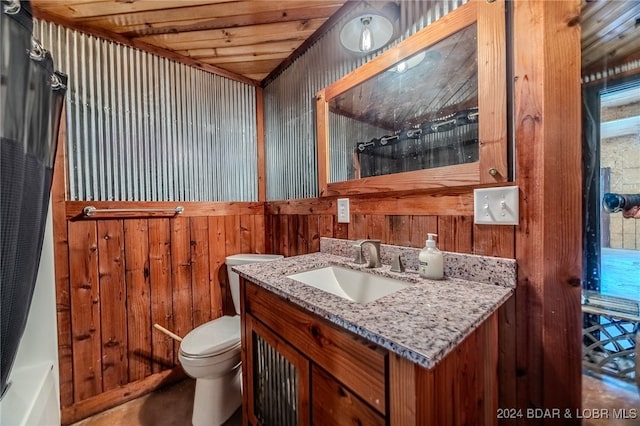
top-left (316, 89), bottom-right (330, 197)
top-left (266, 193), bottom-right (473, 216)
top-left (513, 0), bottom-right (582, 421)
top-left (323, 163), bottom-right (481, 197)
top-left (478, 0), bottom-right (508, 183)
top-left (51, 106), bottom-right (74, 407)
top-left (266, 183), bottom-right (515, 217)
top-left (256, 86), bottom-right (267, 202)
top-left (65, 200), bottom-right (265, 219)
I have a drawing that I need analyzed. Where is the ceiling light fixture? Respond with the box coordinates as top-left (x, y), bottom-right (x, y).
top-left (359, 17), bottom-right (374, 52)
top-left (392, 51), bottom-right (426, 73)
top-left (389, 50), bottom-right (442, 74)
top-left (340, 2), bottom-right (399, 54)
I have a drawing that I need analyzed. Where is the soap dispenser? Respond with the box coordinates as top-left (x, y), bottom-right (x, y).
top-left (418, 233), bottom-right (444, 280)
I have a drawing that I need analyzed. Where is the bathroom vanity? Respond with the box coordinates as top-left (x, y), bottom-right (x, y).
top-left (235, 239), bottom-right (516, 425)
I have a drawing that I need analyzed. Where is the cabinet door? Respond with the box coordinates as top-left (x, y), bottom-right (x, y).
top-left (245, 314), bottom-right (310, 426)
top-left (311, 365), bottom-right (385, 426)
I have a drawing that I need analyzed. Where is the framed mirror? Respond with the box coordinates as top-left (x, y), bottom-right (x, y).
top-left (316, 0), bottom-right (507, 196)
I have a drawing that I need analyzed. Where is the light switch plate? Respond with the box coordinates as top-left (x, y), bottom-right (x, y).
top-left (337, 198), bottom-right (350, 223)
top-left (474, 186), bottom-right (519, 225)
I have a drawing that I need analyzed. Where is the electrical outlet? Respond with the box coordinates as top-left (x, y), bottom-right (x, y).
top-left (337, 198), bottom-right (350, 223)
top-left (474, 186), bottom-right (519, 225)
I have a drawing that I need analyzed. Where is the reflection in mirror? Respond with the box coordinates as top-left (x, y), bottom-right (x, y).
top-left (328, 23), bottom-right (478, 182)
top-left (580, 0), bottom-right (640, 390)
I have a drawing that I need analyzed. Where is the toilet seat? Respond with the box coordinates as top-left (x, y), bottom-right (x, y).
top-left (180, 316), bottom-right (240, 358)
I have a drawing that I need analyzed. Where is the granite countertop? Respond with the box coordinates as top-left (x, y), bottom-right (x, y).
top-left (233, 238), bottom-right (516, 369)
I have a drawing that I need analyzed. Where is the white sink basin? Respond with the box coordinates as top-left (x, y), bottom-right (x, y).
top-left (287, 266), bottom-right (409, 303)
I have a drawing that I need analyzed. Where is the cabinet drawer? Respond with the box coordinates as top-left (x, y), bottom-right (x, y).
top-left (244, 280), bottom-right (387, 414)
top-left (312, 365), bottom-right (385, 426)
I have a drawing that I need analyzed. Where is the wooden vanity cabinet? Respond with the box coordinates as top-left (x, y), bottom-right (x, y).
top-left (240, 278), bottom-right (500, 426)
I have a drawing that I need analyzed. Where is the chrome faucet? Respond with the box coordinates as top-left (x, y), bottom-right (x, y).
top-left (352, 239), bottom-right (382, 268)
top-left (390, 253), bottom-right (405, 273)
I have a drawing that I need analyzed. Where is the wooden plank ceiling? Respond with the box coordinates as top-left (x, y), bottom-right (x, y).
top-left (30, 1), bottom-right (640, 85)
top-left (581, 0), bottom-right (640, 76)
top-left (31, 0), bottom-right (349, 84)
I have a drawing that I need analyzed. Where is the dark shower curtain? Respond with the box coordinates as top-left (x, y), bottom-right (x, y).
top-left (1, 0), bottom-right (67, 397)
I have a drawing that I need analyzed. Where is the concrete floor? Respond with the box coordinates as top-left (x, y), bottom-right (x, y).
top-left (72, 374), bottom-right (639, 426)
top-left (582, 372), bottom-right (640, 426)
top-left (71, 379), bottom-right (241, 426)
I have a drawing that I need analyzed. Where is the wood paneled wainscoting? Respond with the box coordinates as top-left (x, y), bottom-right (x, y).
top-left (264, 189), bottom-right (516, 258)
top-left (54, 201), bottom-right (265, 424)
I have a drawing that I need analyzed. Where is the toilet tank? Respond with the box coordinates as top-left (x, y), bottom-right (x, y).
top-left (225, 254), bottom-right (283, 314)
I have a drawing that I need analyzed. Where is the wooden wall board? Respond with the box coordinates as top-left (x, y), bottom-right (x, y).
top-left (319, 214), bottom-right (334, 239)
top-left (239, 215), bottom-right (254, 254)
top-left (190, 217), bottom-right (212, 327)
top-left (170, 217), bottom-right (193, 362)
top-left (437, 216), bottom-right (473, 253)
top-left (68, 219), bottom-right (102, 401)
top-left (97, 220), bottom-right (128, 391)
top-left (124, 219), bottom-right (152, 382)
top-left (148, 219), bottom-right (175, 372)
top-left (409, 216), bottom-right (438, 248)
top-left (307, 215), bottom-right (321, 253)
top-left (513, 0), bottom-right (582, 421)
top-left (224, 215), bottom-right (241, 256)
top-left (208, 216), bottom-right (227, 317)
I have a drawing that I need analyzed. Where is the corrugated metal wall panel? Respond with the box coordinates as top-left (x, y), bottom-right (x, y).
top-left (35, 21), bottom-right (257, 202)
top-left (264, 0), bottom-right (467, 200)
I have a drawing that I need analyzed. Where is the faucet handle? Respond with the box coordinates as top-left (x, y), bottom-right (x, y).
top-left (390, 253), bottom-right (405, 273)
top-left (352, 245), bottom-right (366, 264)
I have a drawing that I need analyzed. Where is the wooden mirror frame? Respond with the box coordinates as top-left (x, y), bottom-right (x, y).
top-left (316, 0), bottom-right (507, 197)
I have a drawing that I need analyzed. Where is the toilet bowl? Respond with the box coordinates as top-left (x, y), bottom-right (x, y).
top-left (178, 253), bottom-right (283, 426)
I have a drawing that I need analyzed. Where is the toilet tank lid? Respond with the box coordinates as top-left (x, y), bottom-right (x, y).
top-left (225, 254), bottom-right (284, 266)
top-left (180, 316), bottom-right (240, 357)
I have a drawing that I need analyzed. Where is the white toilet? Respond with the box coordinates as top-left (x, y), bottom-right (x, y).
top-left (178, 253), bottom-right (284, 426)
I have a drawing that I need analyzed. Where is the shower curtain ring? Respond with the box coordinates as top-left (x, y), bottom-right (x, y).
top-left (50, 73), bottom-right (63, 90)
top-left (2, 0), bottom-right (21, 15)
top-left (29, 38), bottom-right (46, 61)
